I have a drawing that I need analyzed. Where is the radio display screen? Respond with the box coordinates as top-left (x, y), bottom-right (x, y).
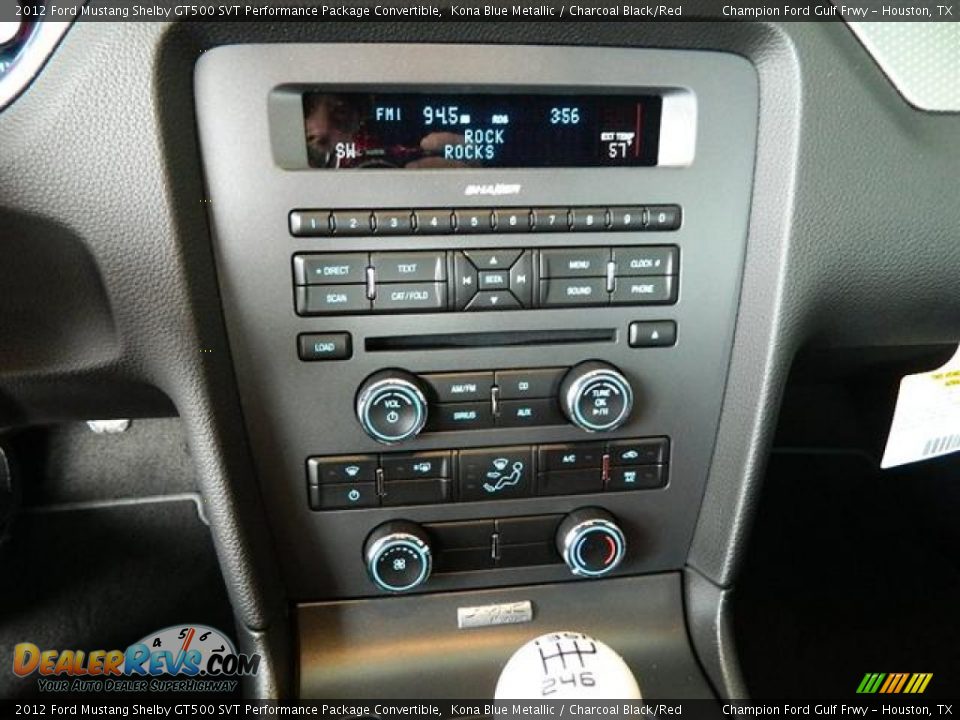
top-left (301, 91), bottom-right (662, 170)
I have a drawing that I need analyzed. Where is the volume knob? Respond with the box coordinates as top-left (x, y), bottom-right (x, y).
top-left (356, 369), bottom-right (428, 444)
top-left (560, 361), bottom-right (634, 433)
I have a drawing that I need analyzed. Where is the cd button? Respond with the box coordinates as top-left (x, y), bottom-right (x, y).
top-left (495, 368), bottom-right (566, 400)
top-left (371, 252), bottom-right (447, 283)
top-left (455, 209), bottom-right (494, 233)
top-left (331, 210), bottom-right (374, 235)
top-left (373, 282), bottom-right (447, 312)
top-left (540, 278), bottom-right (609, 307)
top-left (373, 210), bottom-right (414, 235)
top-left (415, 209), bottom-right (454, 234)
top-left (296, 285), bottom-right (370, 315)
top-left (293, 253), bottom-right (368, 285)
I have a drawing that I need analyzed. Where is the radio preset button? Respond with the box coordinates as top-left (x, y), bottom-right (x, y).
top-left (494, 208), bottom-right (532, 233)
top-left (372, 282), bottom-right (447, 313)
top-left (373, 210), bottom-right (414, 235)
top-left (371, 252), bottom-right (447, 283)
top-left (608, 207), bottom-right (645, 231)
top-left (570, 207), bottom-right (608, 231)
top-left (415, 209), bottom-right (454, 234)
top-left (531, 208), bottom-right (570, 232)
top-left (297, 333), bottom-right (352, 362)
top-left (465, 290), bottom-right (521, 311)
top-left (540, 248), bottom-right (611, 278)
top-left (455, 209), bottom-right (494, 233)
top-left (289, 210), bottom-right (333, 237)
top-left (296, 285), bottom-right (370, 315)
top-left (293, 254), bottom-right (369, 285)
top-left (610, 276), bottom-right (676, 305)
top-left (644, 205), bottom-right (682, 230)
top-left (540, 278), bottom-right (609, 307)
top-left (612, 246), bottom-right (678, 277)
top-left (331, 210), bottom-right (374, 235)
top-left (423, 372), bottom-right (494, 403)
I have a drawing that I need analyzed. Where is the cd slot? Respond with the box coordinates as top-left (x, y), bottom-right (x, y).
top-left (365, 329), bottom-right (615, 352)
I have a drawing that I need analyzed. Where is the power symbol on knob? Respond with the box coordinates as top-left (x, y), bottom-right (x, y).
top-left (356, 370), bottom-right (429, 444)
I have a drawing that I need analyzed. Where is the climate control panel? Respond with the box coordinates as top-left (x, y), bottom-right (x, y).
top-left (307, 436), bottom-right (669, 511)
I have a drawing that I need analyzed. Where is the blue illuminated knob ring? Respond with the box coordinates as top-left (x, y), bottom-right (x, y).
top-left (355, 371), bottom-right (428, 444)
top-left (561, 361), bottom-right (634, 433)
top-left (558, 509), bottom-right (627, 578)
top-left (364, 522), bottom-right (433, 593)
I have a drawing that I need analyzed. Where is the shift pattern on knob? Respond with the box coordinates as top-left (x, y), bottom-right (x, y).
top-left (557, 508), bottom-right (626, 577)
top-left (356, 370), bottom-right (428, 444)
top-left (364, 521), bottom-right (432, 593)
top-left (561, 361), bottom-right (634, 432)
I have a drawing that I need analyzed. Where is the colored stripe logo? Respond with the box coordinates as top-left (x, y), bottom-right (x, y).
top-left (857, 672), bottom-right (933, 694)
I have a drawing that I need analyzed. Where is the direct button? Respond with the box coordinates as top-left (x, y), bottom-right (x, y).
top-left (422, 372), bottom-right (494, 403)
top-left (296, 285), bottom-right (370, 315)
top-left (371, 252), bottom-right (446, 283)
top-left (293, 254), bottom-right (368, 285)
top-left (540, 278), bottom-right (608, 307)
top-left (612, 246), bottom-right (678, 276)
top-left (309, 482), bottom-right (378, 510)
top-left (297, 333), bottom-right (352, 361)
top-left (373, 283), bottom-right (446, 313)
top-left (540, 248), bottom-right (610, 278)
top-left (308, 455), bottom-right (378, 484)
top-left (458, 447), bottom-right (533, 501)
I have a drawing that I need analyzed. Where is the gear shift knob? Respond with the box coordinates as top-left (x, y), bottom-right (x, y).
top-left (495, 631), bottom-right (642, 700)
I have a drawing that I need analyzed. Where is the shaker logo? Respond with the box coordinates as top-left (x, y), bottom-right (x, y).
top-left (464, 183), bottom-right (522, 197)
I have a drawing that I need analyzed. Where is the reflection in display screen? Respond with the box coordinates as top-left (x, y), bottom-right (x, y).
top-left (302, 91), bottom-right (662, 170)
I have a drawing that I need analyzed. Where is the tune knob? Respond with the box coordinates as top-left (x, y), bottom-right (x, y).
top-left (355, 369), bottom-right (428, 444)
top-left (556, 508), bottom-right (627, 578)
top-left (560, 361), bottom-right (634, 432)
top-left (364, 521), bottom-right (433, 593)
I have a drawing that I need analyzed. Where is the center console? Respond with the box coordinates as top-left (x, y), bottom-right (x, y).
top-left (194, 45), bottom-right (757, 610)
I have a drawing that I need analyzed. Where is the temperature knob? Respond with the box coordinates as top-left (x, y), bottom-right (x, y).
top-left (355, 370), bottom-right (428, 444)
top-left (560, 361), bottom-right (634, 432)
top-left (556, 508), bottom-right (626, 578)
top-left (364, 521), bottom-right (433, 593)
